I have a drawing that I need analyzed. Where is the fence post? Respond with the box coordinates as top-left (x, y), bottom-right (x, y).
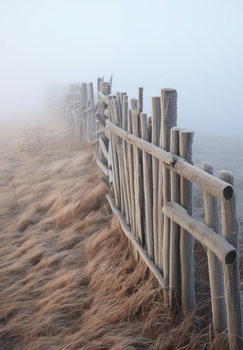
top-left (140, 113), bottom-right (153, 259)
top-left (179, 130), bottom-right (196, 314)
top-left (132, 110), bottom-right (144, 246)
top-left (160, 89), bottom-right (177, 284)
top-left (151, 97), bottom-right (161, 268)
top-left (138, 87), bottom-right (143, 114)
top-left (169, 127), bottom-right (181, 309)
top-left (203, 162), bottom-right (227, 334)
top-left (219, 171), bottom-right (242, 350)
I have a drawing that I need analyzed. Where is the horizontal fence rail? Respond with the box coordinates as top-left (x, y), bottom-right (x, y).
top-left (65, 77), bottom-right (242, 350)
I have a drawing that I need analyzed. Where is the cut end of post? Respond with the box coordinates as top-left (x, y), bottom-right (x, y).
top-left (225, 249), bottom-right (236, 264)
top-left (223, 185), bottom-right (234, 200)
top-left (161, 88), bottom-right (177, 93)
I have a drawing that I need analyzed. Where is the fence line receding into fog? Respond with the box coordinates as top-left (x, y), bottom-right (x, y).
top-left (65, 77), bottom-right (242, 350)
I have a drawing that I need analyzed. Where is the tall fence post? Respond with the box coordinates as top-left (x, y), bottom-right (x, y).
top-left (169, 127), bottom-right (181, 309)
top-left (161, 89), bottom-right (177, 285)
top-left (179, 130), bottom-right (195, 314)
top-left (140, 112), bottom-right (153, 259)
top-left (151, 96), bottom-right (161, 268)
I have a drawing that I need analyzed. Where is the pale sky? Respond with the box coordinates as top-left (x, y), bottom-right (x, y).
top-left (0, 0), bottom-right (243, 134)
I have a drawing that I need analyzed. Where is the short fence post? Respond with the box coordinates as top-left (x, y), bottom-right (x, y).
top-left (203, 162), bottom-right (227, 334)
top-left (219, 170), bottom-right (242, 350)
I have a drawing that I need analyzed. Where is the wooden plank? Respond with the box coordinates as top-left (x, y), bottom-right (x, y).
top-left (106, 194), bottom-right (168, 290)
top-left (219, 171), bottom-right (242, 350)
top-left (203, 162), bottom-right (227, 333)
top-left (163, 202), bottom-right (236, 265)
top-left (179, 130), bottom-right (195, 314)
top-left (140, 113), bottom-right (153, 259)
top-left (169, 128), bottom-right (181, 308)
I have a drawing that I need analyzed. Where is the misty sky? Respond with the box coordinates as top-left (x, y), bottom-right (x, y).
top-left (0, 0), bottom-right (243, 135)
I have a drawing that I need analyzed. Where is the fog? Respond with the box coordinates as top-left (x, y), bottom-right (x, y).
top-left (1, 0), bottom-right (243, 135)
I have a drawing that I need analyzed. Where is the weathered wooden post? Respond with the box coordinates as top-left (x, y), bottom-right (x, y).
top-left (179, 129), bottom-right (195, 314)
top-left (132, 110), bottom-right (144, 246)
top-left (161, 89), bottom-right (177, 284)
top-left (203, 162), bottom-right (227, 335)
top-left (219, 171), bottom-right (242, 350)
top-left (169, 127), bottom-right (181, 309)
top-left (140, 112), bottom-right (153, 259)
top-left (151, 96), bottom-right (161, 267)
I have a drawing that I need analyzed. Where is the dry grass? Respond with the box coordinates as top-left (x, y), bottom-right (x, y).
top-left (0, 119), bottom-right (231, 349)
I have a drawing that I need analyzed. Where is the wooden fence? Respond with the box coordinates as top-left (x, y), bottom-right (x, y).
top-left (65, 77), bottom-right (242, 349)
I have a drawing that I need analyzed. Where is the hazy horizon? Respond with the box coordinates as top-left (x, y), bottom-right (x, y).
top-left (1, 0), bottom-right (243, 136)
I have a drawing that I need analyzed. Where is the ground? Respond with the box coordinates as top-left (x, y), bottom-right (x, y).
top-left (0, 119), bottom-right (232, 349)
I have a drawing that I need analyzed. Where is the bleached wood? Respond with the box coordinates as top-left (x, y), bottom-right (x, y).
top-left (88, 82), bottom-right (95, 140)
top-left (99, 137), bottom-right (108, 161)
top-left (130, 98), bottom-right (138, 111)
top-left (109, 75), bottom-right (113, 90)
top-left (127, 110), bottom-right (136, 235)
top-left (108, 142), bottom-right (113, 184)
top-left (106, 194), bottom-right (168, 290)
top-left (109, 101), bottom-right (121, 208)
top-left (106, 119), bottom-right (173, 165)
top-left (161, 88), bottom-right (177, 280)
top-left (138, 87), bottom-right (143, 114)
top-left (112, 98), bottom-right (125, 213)
top-left (106, 120), bottom-right (233, 201)
top-left (132, 111), bottom-right (143, 245)
top-left (169, 128), bottom-right (181, 308)
top-left (96, 113), bottom-right (106, 125)
top-left (97, 91), bottom-right (109, 105)
top-left (151, 96), bottom-right (161, 267)
top-left (172, 159), bottom-right (233, 200)
top-left (140, 113), bottom-right (153, 259)
top-left (179, 130), bottom-right (195, 315)
top-left (219, 171), bottom-right (242, 350)
top-left (121, 97), bottom-right (132, 225)
top-left (96, 158), bottom-right (109, 177)
top-left (203, 162), bottom-right (227, 334)
top-left (163, 202), bottom-right (236, 265)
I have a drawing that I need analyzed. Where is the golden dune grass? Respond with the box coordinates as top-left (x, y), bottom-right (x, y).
top-left (0, 120), bottom-right (231, 349)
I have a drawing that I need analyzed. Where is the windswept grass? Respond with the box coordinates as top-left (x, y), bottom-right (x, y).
top-left (0, 120), bottom-right (234, 349)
